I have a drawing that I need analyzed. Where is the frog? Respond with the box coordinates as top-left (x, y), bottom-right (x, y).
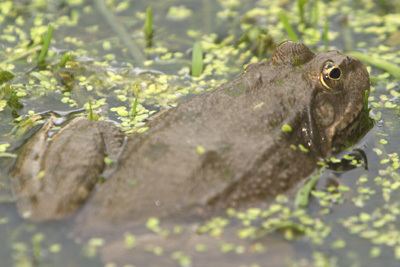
top-left (10, 41), bottom-right (371, 231)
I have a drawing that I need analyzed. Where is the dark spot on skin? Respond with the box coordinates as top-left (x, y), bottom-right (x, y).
top-left (144, 142), bottom-right (170, 161)
top-left (246, 74), bottom-right (263, 92)
top-left (288, 95), bottom-right (296, 106)
top-left (224, 82), bottom-right (247, 97)
top-left (30, 195), bottom-right (38, 205)
top-left (181, 110), bottom-right (202, 123)
top-left (273, 78), bottom-right (285, 86)
top-left (198, 151), bottom-right (233, 181)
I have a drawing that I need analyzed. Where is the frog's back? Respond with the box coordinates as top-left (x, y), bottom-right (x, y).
top-left (76, 61), bottom-right (314, 230)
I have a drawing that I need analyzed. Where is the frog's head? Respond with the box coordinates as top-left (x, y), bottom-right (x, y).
top-left (272, 41), bottom-right (371, 156)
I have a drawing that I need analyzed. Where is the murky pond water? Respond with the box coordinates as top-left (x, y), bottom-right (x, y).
top-left (0, 0), bottom-right (399, 266)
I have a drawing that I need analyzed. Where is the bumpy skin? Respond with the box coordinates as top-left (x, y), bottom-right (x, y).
top-left (11, 42), bottom-right (370, 230)
top-left (11, 117), bottom-right (124, 221)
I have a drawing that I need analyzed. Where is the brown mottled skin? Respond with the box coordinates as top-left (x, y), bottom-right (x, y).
top-left (11, 42), bottom-right (370, 231)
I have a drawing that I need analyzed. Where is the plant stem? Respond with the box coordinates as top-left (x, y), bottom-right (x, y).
top-left (37, 24), bottom-right (54, 66)
top-left (144, 6), bottom-right (153, 47)
top-left (191, 42), bottom-right (204, 77)
top-left (278, 11), bottom-right (299, 42)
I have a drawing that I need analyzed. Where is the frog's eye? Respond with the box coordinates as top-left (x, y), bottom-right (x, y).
top-left (320, 61), bottom-right (342, 89)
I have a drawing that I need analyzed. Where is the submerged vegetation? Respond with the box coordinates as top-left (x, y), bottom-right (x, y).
top-left (0, 0), bottom-right (399, 266)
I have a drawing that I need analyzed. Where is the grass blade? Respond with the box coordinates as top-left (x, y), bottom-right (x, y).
top-left (191, 42), bottom-right (203, 77)
top-left (297, 0), bottom-right (308, 25)
top-left (278, 11), bottom-right (299, 42)
top-left (37, 24), bottom-right (54, 67)
top-left (322, 19), bottom-right (329, 49)
top-left (87, 100), bottom-right (99, 121)
top-left (311, 0), bottom-right (320, 27)
top-left (144, 6), bottom-right (154, 47)
top-left (130, 97), bottom-right (139, 121)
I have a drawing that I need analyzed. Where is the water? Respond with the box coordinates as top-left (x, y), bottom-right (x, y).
top-left (0, 0), bottom-right (399, 266)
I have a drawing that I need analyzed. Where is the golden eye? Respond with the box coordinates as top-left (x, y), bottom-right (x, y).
top-left (320, 61), bottom-right (342, 89)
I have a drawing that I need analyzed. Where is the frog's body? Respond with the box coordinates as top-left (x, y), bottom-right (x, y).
top-left (11, 42), bottom-right (370, 231)
top-left (77, 57), bottom-right (318, 228)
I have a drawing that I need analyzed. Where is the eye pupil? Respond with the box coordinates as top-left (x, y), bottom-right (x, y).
top-left (320, 62), bottom-right (342, 89)
top-left (329, 67), bottom-right (341, 80)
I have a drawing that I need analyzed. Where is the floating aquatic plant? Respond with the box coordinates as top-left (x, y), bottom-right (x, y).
top-left (0, 70), bottom-right (14, 85)
top-left (0, 85), bottom-right (23, 115)
top-left (58, 52), bottom-right (74, 68)
top-left (0, 143), bottom-right (15, 158)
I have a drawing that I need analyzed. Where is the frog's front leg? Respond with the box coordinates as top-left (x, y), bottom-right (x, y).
top-left (11, 117), bottom-right (124, 221)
